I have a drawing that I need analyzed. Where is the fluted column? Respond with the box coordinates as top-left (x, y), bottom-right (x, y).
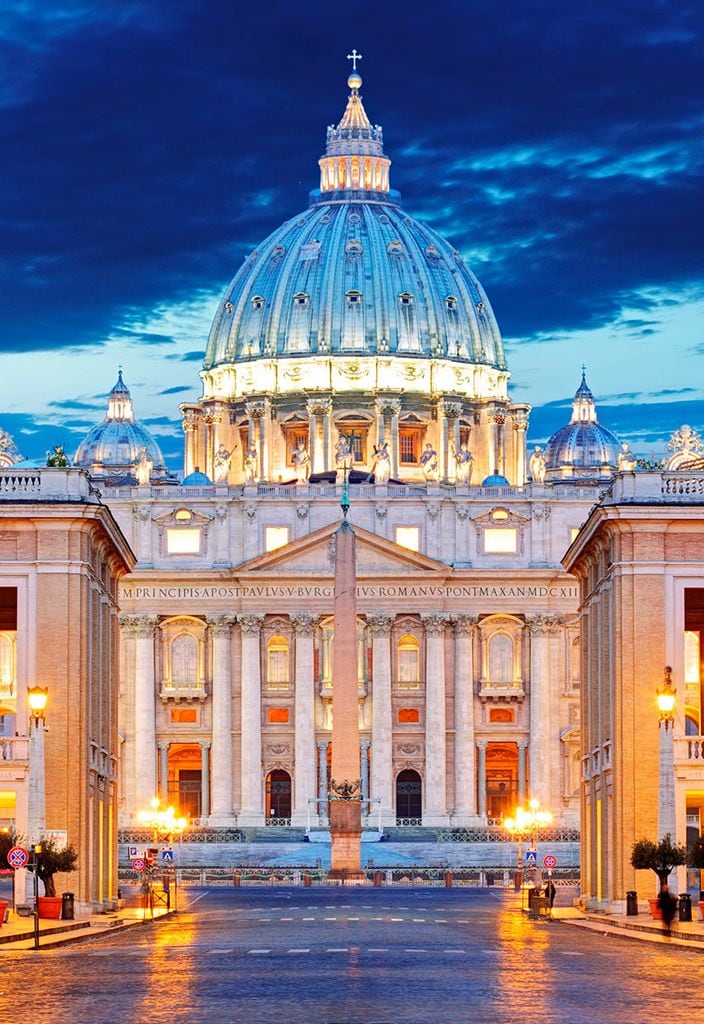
top-left (317, 739), bottom-right (329, 825)
top-left (439, 401), bottom-right (462, 481)
top-left (206, 614), bottom-right (235, 823)
top-left (453, 615), bottom-right (478, 822)
top-left (360, 739), bottom-right (371, 812)
top-left (513, 408), bottom-right (529, 485)
top-left (291, 613), bottom-right (318, 825)
top-left (200, 741), bottom-right (211, 819)
top-left (238, 613), bottom-right (264, 824)
top-left (477, 739), bottom-right (487, 817)
top-left (527, 614), bottom-right (561, 806)
top-left (126, 615), bottom-right (159, 812)
top-left (368, 613), bottom-right (395, 824)
top-left (422, 613), bottom-right (450, 824)
top-left (518, 738), bottom-right (528, 801)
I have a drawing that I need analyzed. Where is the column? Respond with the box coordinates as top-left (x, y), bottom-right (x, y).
top-left (513, 408), bottom-right (529, 485)
top-left (158, 743), bottom-right (169, 803)
top-left (439, 401), bottom-right (462, 481)
top-left (527, 614), bottom-right (561, 807)
top-left (238, 613), bottom-right (264, 825)
top-left (181, 410), bottom-right (199, 479)
top-left (368, 614), bottom-right (395, 824)
top-left (453, 616), bottom-right (478, 822)
top-left (291, 613), bottom-right (318, 826)
top-left (518, 739), bottom-right (528, 802)
top-left (477, 740), bottom-right (487, 817)
top-left (207, 614), bottom-right (236, 823)
top-left (360, 739), bottom-right (371, 812)
top-left (200, 741), bottom-right (211, 819)
top-left (322, 399), bottom-right (332, 472)
top-left (130, 615), bottom-right (159, 811)
top-left (389, 400), bottom-right (401, 478)
top-left (306, 398), bottom-right (319, 474)
top-left (375, 400), bottom-right (386, 447)
top-left (422, 613), bottom-right (450, 824)
top-left (317, 739), bottom-right (329, 825)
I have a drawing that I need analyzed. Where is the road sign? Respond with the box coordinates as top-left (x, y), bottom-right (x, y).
top-left (132, 857), bottom-right (146, 873)
top-left (7, 846), bottom-right (29, 870)
top-left (160, 849), bottom-right (174, 864)
top-left (524, 849), bottom-right (538, 867)
top-left (128, 845), bottom-right (140, 859)
top-left (543, 854), bottom-right (558, 869)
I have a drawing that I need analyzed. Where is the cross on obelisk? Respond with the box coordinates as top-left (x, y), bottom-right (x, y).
top-left (328, 467), bottom-right (364, 881)
top-left (347, 49), bottom-right (363, 72)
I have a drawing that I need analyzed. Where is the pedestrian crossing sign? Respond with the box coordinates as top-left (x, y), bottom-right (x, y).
top-left (524, 850), bottom-right (538, 867)
top-left (160, 849), bottom-right (174, 863)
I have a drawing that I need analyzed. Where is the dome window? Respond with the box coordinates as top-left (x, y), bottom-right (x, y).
top-left (346, 290), bottom-right (362, 305)
top-left (398, 292), bottom-right (414, 307)
top-left (294, 293), bottom-right (309, 307)
top-left (349, 212), bottom-right (361, 224)
top-left (251, 296), bottom-right (265, 311)
top-left (425, 245), bottom-right (441, 265)
top-left (300, 240), bottom-right (321, 261)
top-left (346, 239), bottom-right (363, 256)
top-left (445, 296), bottom-right (457, 311)
top-left (271, 245), bottom-right (286, 262)
top-left (224, 301), bottom-right (233, 314)
top-left (476, 301), bottom-right (485, 312)
top-left (491, 507), bottom-right (509, 522)
top-left (387, 240), bottom-right (404, 256)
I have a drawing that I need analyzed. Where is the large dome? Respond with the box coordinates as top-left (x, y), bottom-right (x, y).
top-left (200, 70), bottom-right (507, 406)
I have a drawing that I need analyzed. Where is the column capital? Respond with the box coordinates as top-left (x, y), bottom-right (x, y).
top-left (306, 396), bottom-right (332, 416)
top-left (517, 738), bottom-right (529, 751)
top-left (421, 612), bottom-right (450, 637)
top-left (526, 613), bottom-right (563, 636)
top-left (245, 399), bottom-right (267, 420)
top-left (316, 738), bottom-right (330, 751)
top-left (206, 613), bottom-right (236, 637)
top-left (439, 399), bottom-right (463, 419)
top-left (120, 614), bottom-right (159, 639)
top-left (366, 613), bottom-right (395, 637)
top-left (476, 738), bottom-right (488, 750)
top-left (290, 612), bottom-right (319, 636)
top-left (375, 396), bottom-right (402, 416)
top-left (453, 615), bottom-right (478, 636)
top-left (157, 741), bottom-right (169, 752)
top-left (360, 738), bottom-right (371, 751)
top-left (199, 740), bottom-right (212, 750)
top-left (237, 612), bottom-right (264, 636)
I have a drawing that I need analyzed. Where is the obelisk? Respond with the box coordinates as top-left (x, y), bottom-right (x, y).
top-left (328, 484), bottom-right (364, 880)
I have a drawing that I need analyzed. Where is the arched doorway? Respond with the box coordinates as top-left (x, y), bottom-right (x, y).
top-left (266, 769), bottom-right (292, 823)
top-left (396, 769), bottom-right (422, 824)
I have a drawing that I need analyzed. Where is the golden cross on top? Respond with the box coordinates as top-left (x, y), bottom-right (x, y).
top-left (347, 49), bottom-right (363, 71)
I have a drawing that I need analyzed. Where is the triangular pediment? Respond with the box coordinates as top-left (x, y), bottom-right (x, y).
top-left (234, 520), bottom-right (448, 576)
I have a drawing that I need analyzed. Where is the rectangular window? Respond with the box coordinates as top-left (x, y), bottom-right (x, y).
top-left (398, 708), bottom-right (420, 723)
top-left (395, 526), bottom-right (420, 552)
top-left (267, 707), bottom-right (290, 723)
top-left (399, 431), bottom-right (419, 464)
top-left (684, 631), bottom-right (700, 684)
top-left (484, 528), bottom-right (517, 554)
top-left (166, 528), bottom-right (201, 554)
top-left (265, 527), bottom-right (289, 552)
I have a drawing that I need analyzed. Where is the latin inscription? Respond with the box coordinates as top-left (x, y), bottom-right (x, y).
top-left (122, 583), bottom-right (578, 601)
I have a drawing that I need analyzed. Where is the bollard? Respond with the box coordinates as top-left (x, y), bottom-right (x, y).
top-left (373, 870), bottom-right (382, 888)
top-left (233, 872), bottom-right (241, 888)
top-left (625, 890), bottom-right (638, 916)
top-left (303, 873), bottom-right (312, 887)
top-left (444, 871), bottom-right (452, 888)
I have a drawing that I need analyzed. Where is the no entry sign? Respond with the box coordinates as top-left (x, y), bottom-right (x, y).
top-left (7, 846), bottom-right (29, 870)
top-left (543, 854), bottom-right (558, 869)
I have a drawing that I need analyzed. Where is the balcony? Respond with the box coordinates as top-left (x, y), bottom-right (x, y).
top-left (0, 736), bottom-right (29, 767)
top-left (159, 679), bottom-right (207, 703)
top-left (478, 678), bottom-right (525, 702)
top-left (675, 736), bottom-right (704, 770)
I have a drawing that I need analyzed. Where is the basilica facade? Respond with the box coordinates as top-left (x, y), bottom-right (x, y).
top-left (1, 67), bottom-right (636, 858)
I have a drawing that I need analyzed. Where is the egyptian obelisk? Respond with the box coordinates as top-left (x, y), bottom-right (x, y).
top-left (327, 488), bottom-right (364, 879)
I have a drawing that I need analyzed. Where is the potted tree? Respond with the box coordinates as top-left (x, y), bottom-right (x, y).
top-left (687, 835), bottom-right (704, 920)
top-left (30, 837), bottom-right (78, 919)
top-left (631, 835), bottom-right (687, 918)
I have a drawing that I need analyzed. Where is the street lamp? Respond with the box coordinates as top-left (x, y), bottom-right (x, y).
top-left (27, 687), bottom-right (48, 845)
top-left (137, 797), bottom-right (188, 914)
top-left (504, 798), bottom-right (553, 891)
top-left (657, 666), bottom-right (676, 848)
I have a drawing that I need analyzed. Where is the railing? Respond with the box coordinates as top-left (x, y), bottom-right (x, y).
top-left (119, 828), bottom-right (243, 844)
top-left (0, 736), bottom-right (29, 762)
top-left (395, 818), bottom-right (423, 827)
top-left (264, 817), bottom-right (292, 827)
top-left (675, 736), bottom-right (704, 762)
top-left (662, 474), bottom-right (704, 497)
top-left (479, 680), bottom-right (525, 699)
top-left (0, 468), bottom-right (97, 500)
top-left (159, 680), bottom-right (207, 700)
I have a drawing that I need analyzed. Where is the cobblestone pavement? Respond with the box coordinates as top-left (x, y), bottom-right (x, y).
top-left (0, 887), bottom-right (700, 1024)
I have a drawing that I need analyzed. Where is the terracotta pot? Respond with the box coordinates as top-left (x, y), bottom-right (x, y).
top-left (698, 901), bottom-right (704, 922)
top-left (648, 898), bottom-right (663, 920)
top-left (37, 895), bottom-right (63, 920)
top-left (0, 900), bottom-right (8, 926)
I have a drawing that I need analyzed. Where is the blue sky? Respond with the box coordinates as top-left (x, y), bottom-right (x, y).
top-left (1, 0), bottom-right (702, 470)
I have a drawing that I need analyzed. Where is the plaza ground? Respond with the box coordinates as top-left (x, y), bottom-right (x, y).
top-left (0, 887), bottom-right (702, 1024)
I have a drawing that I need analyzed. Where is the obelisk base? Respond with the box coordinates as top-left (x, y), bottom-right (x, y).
top-left (327, 800), bottom-right (365, 882)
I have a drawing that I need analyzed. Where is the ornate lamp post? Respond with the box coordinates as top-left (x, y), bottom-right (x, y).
top-left (504, 798), bottom-right (552, 890)
top-left (137, 797), bottom-right (188, 912)
top-left (26, 687), bottom-right (48, 845)
top-left (657, 667), bottom-right (677, 846)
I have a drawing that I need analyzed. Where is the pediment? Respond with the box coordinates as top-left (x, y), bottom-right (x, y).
top-left (152, 507), bottom-right (213, 526)
top-left (471, 507), bottom-right (530, 527)
top-left (235, 520), bottom-right (448, 576)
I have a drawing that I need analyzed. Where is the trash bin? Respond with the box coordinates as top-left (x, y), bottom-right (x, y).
top-left (626, 890), bottom-right (638, 916)
top-left (679, 893), bottom-right (692, 922)
top-left (61, 892), bottom-right (75, 920)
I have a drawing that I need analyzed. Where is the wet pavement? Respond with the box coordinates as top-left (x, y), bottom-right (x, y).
top-left (0, 887), bottom-right (700, 1024)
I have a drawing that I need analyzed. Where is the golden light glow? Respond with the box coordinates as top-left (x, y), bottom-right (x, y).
top-left (27, 685), bottom-right (48, 717)
top-left (657, 666), bottom-right (676, 723)
top-left (503, 798), bottom-right (553, 836)
top-left (138, 797), bottom-right (188, 838)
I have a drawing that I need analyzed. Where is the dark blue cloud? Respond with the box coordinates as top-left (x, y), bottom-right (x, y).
top-left (159, 385), bottom-right (191, 396)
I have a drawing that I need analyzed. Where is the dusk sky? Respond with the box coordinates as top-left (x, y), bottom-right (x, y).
top-left (1, 1), bottom-right (702, 470)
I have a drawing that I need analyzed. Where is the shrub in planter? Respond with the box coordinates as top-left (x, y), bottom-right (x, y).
top-left (630, 835), bottom-right (687, 890)
top-left (28, 836), bottom-right (78, 897)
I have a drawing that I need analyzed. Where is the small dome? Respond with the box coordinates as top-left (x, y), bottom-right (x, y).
top-left (181, 468), bottom-right (212, 486)
top-left (543, 370), bottom-right (620, 480)
top-left (481, 472), bottom-right (510, 487)
top-left (74, 371), bottom-right (169, 485)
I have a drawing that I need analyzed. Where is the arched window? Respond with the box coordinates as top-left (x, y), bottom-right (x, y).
top-left (267, 635), bottom-right (289, 689)
top-left (319, 620), bottom-right (366, 688)
top-left (397, 634), bottom-right (420, 686)
top-left (489, 633), bottom-right (513, 684)
top-left (0, 634), bottom-right (14, 694)
top-left (171, 634), bottom-right (197, 688)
